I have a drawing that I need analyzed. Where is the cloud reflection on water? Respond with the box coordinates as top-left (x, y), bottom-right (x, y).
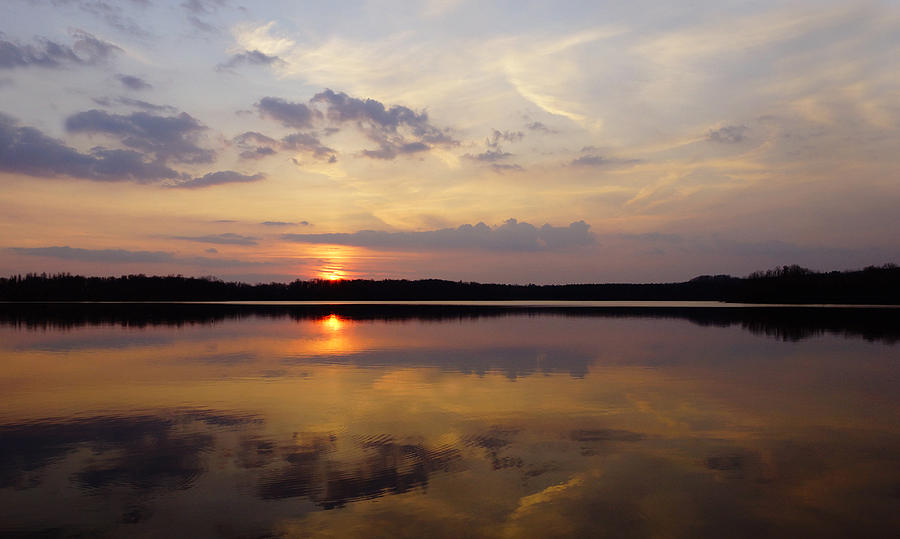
top-left (0, 307), bottom-right (898, 537)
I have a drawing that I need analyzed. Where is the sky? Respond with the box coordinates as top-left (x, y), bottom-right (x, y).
top-left (1, 0), bottom-right (898, 283)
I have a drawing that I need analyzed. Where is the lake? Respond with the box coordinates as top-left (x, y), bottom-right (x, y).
top-left (1, 303), bottom-right (898, 538)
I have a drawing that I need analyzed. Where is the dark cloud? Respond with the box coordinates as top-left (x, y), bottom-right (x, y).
top-left (570, 154), bottom-right (607, 167)
top-left (570, 154), bottom-right (641, 168)
top-left (92, 96), bottom-right (178, 113)
top-left (486, 129), bottom-right (523, 148)
top-left (0, 30), bottom-right (120, 69)
top-left (253, 90), bottom-right (456, 160)
top-left (526, 121), bottom-right (556, 133)
top-left (281, 132), bottom-right (336, 161)
top-left (258, 435), bottom-right (459, 508)
top-left (180, 0), bottom-right (228, 32)
top-left (233, 130), bottom-right (334, 162)
top-left (170, 233), bottom-right (258, 246)
top-left (0, 414), bottom-right (208, 491)
top-left (116, 73), bottom-right (151, 90)
top-left (465, 149), bottom-right (512, 162)
top-left (69, 29), bottom-right (122, 61)
top-left (491, 163), bottom-right (523, 173)
top-left (50, 1), bottom-right (149, 36)
top-left (9, 246), bottom-right (175, 263)
top-left (170, 170), bottom-right (265, 189)
top-left (311, 88), bottom-right (457, 159)
top-left (361, 140), bottom-right (428, 160)
top-left (256, 97), bottom-right (320, 128)
top-left (8, 245), bottom-right (266, 266)
top-left (311, 89), bottom-right (445, 141)
top-left (187, 15), bottom-right (216, 33)
top-left (181, 0), bottom-right (227, 14)
top-left (465, 129), bottom-right (521, 164)
top-left (261, 221), bottom-right (309, 227)
top-left (217, 49), bottom-right (284, 71)
top-left (282, 219), bottom-right (593, 251)
top-left (0, 113), bottom-right (181, 182)
top-left (240, 146), bottom-right (276, 159)
top-left (708, 125), bottom-right (748, 144)
top-left (233, 130), bottom-right (278, 159)
top-left (65, 109), bottom-right (214, 164)
top-left (233, 131), bottom-right (277, 146)
top-left (205, 247), bottom-right (218, 253)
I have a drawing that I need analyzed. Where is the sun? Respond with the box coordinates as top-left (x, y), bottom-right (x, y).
top-left (316, 269), bottom-right (345, 281)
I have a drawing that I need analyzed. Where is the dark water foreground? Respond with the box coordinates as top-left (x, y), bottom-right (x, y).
top-left (1, 303), bottom-right (898, 538)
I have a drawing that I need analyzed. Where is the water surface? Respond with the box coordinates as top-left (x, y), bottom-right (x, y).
top-left (1, 304), bottom-right (898, 538)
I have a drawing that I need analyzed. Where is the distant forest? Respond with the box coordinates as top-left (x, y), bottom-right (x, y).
top-left (1, 264), bottom-right (898, 304)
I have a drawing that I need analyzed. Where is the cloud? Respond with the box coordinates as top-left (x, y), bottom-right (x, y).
top-left (311, 88), bottom-right (457, 159)
top-left (0, 30), bottom-right (120, 69)
top-left (233, 131), bottom-right (277, 146)
top-left (465, 149), bottom-right (512, 162)
top-left (256, 97), bottom-right (319, 128)
top-left (281, 132), bottom-right (336, 162)
top-left (282, 219), bottom-right (593, 251)
top-left (52, 0), bottom-right (149, 36)
top-left (0, 113), bottom-right (181, 182)
top-left (311, 89), bottom-right (457, 159)
top-left (570, 154), bottom-right (640, 168)
top-left (9, 245), bottom-right (266, 267)
top-left (708, 125), bottom-right (748, 144)
top-left (181, 0), bottom-right (227, 32)
top-left (465, 128), bottom-right (522, 163)
top-left (233, 130), bottom-right (334, 161)
top-left (491, 163), bottom-right (523, 173)
top-left (361, 141), bottom-right (428, 160)
top-left (92, 96), bottom-right (178, 114)
top-left (239, 146), bottom-right (276, 159)
top-left (233, 130), bottom-right (278, 159)
top-left (525, 121), bottom-right (556, 133)
top-left (181, 0), bottom-right (226, 14)
top-left (253, 90), bottom-right (456, 160)
top-left (170, 170), bottom-right (265, 189)
top-left (65, 109), bottom-right (215, 164)
top-left (486, 129), bottom-right (523, 148)
top-left (116, 74), bottom-right (151, 91)
top-left (170, 233), bottom-right (258, 246)
top-left (217, 49), bottom-right (284, 70)
top-left (261, 220), bottom-right (309, 227)
top-left (9, 246), bottom-right (174, 263)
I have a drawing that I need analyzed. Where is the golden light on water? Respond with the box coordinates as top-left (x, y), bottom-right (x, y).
top-left (321, 313), bottom-right (345, 332)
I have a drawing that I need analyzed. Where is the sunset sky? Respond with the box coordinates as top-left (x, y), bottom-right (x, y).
top-left (1, 0), bottom-right (898, 283)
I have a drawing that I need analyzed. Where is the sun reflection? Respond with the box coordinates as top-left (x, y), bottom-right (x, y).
top-left (321, 314), bottom-right (345, 332)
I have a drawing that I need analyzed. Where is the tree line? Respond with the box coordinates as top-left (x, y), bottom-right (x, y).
top-left (0, 264), bottom-right (897, 303)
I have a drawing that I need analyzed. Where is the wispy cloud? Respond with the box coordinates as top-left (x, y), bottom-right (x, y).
top-left (170, 170), bottom-right (265, 189)
top-left (0, 30), bottom-right (121, 69)
top-left (9, 245), bottom-right (267, 267)
top-left (169, 233), bottom-right (258, 245)
top-left (116, 74), bottom-right (152, 91)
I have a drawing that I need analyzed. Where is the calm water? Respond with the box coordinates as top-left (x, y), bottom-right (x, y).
top-left (1, 304), bottom-right (898, 538)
